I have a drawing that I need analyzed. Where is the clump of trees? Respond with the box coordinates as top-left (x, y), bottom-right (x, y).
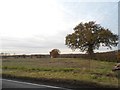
top-left (65, 21), bottom-right (118, 55)
top-left (50, 49), bottom-right (60, 58)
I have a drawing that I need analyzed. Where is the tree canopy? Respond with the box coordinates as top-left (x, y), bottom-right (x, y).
top-left (65, 21), bottom-right (118, 55)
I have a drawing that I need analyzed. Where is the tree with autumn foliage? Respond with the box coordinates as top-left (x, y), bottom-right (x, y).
top-left (50, 49), bottom-right (60, 58)
top-left (65, 21), bottom-right (118, 55)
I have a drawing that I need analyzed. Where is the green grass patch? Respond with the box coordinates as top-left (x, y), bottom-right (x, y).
top-left (2, 66), bottom-right (76, 72)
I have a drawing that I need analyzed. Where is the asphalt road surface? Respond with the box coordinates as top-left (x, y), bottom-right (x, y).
top-left (2, 79), bottom-right (71, 90)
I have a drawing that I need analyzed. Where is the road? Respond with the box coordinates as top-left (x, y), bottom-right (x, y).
top-left (2, 79), bottom-right (71, 90)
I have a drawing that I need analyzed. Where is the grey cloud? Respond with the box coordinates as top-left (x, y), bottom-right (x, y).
top-left (1, 34), bottom-right (67, 50)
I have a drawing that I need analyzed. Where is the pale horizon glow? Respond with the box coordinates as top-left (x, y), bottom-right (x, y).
top-left (0, 0), bottom-right (118, 55)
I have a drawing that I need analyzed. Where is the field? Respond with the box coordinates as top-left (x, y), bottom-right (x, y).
top-left (2, 57), bottom-right (119, 88)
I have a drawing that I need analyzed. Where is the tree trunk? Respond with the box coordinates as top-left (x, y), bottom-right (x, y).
top-left (87, 44), bottom-right (94, 72)
top-left (88, 44), bottom-right (94, 56)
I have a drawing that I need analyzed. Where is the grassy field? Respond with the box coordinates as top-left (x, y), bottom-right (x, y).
top-left (2, 57), bottom-right (119, 88)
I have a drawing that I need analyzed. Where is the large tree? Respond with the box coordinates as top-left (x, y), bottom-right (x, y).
top-left (65, 21), bottom-right (118, 55)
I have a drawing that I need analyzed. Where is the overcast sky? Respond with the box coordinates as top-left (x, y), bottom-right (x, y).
top-left (0, 0), bottom-right (119, 55)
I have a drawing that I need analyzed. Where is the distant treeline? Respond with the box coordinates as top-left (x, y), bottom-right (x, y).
top-left (1, 54), bottom-right (50, 58)
top-left (60, 51), bottom-right (119, 62)
top-left (1, 50), bottom-right (120, 62)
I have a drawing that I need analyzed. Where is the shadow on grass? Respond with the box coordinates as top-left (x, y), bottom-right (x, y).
top-left (2, 73), bottom-right (118, 89)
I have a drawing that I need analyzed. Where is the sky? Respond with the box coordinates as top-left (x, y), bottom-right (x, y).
top-left (0, 0), bottom-right (119, 55)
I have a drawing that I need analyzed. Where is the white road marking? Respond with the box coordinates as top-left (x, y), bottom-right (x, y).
top-left (2, 78), bottom-right (72, 90)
